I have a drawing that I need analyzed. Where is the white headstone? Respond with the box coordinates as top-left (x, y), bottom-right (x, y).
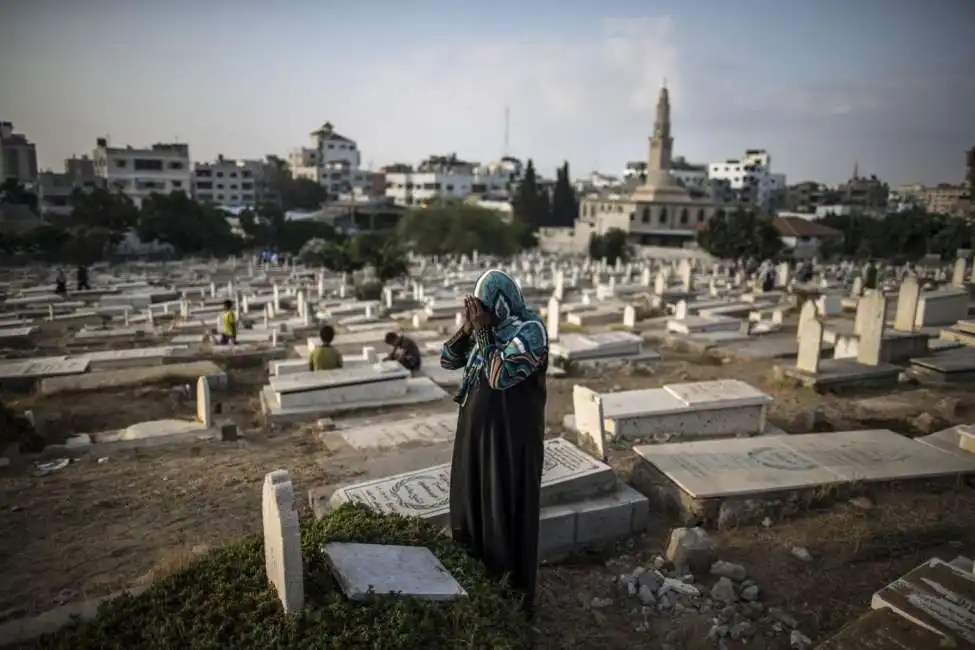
top-left (196, 375), bottom-right (213, 427)
top-left (262, 470), bottom-right (304, 613)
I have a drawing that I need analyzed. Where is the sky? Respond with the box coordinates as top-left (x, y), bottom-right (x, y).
top-left (2, 0), bottom-right (974, 186)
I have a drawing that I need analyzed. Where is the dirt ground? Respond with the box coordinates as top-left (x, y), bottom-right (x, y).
top-left (2, 343), bottom-right (975, 648)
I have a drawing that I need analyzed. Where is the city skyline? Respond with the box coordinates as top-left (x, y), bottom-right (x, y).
top-left (2, 0), bottom-right (974, 186)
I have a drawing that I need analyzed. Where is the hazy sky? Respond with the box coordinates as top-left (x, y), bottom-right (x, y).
top-left (2, 0), bottom-right (974, 185)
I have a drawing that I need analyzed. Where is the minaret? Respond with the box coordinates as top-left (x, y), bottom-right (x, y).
top-left (852, 161), bottom-right (859, 180)
top-left (647, 83), bottom-right (674, 175)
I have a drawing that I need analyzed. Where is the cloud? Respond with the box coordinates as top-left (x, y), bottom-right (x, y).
top-left (342, 17), bottom-right (679, 170)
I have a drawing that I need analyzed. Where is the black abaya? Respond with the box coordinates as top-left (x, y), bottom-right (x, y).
top-left (449, 365), bottom-right (547, 612)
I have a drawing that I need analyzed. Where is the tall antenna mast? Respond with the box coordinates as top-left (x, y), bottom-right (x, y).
top-left (503, 104), bottom-right (510, 157)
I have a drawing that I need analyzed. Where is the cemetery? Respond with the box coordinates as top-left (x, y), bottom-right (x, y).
top-left (1, 252), bottom-right (975, 649)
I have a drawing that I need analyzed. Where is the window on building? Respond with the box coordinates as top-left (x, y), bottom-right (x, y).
top-left (171, 180), bottom-right (183, 188)
top-left (241, 182), bottom-right (253, 190)
top-left (216, 172), bottom-right (224, 177)
top-left (134, 158), bottom-right (164, 171)
top-left (679, 208), bottom-right (688, 225)
top-left (168, 161), bottom-right (184, 170)
top-left (217, 183), bottom-right (224, 189)
top-left (217, 194), bottom-right (224, 201)
top-left (196, 181), bottom-right (213, 190)
top-left (697, 209), bottom-right (705, 223)
top-left (641, 207), bottom-right (650, 223)
top-left (114, 159), bottom-right (127, 168)
top-left (659, 208), bottom-right (668, 223)
top-left (242, 170), bottom-right (252, 178)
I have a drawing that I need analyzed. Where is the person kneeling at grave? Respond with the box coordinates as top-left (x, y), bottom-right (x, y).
top-left (220, 299), bottom-right (238, 345)
top-left (383, 331), bottom-right (422, 372)
top-left (309, 324), bottom-right (343, 371)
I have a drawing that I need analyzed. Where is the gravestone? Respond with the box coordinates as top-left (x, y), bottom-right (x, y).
top-left (855, 291), bottom-right (887, 366)
top-left (323, 542), bottom-right (467, 601)
top-left (196, 376), bottom-right (213, 427)
top-left (573, 385), bottom-right (607, 461)
top-left (622, 305), bottom-right (636, 329)
top-left (871, 557), bottom-right (975, 643)
top-left (796, 299), bottom-right (818, 341)
top-left (894, 276), bottom-right (921, 332)
top-left (795, 319), bottom-right (824, 373)
top-left (546, 296), bottom-right (561, 341)
top-left (262, 470), bottom-right (304, 613)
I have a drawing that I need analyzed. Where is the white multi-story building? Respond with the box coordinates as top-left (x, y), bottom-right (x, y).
top-left (707, 149), bottom-right (786, 208)
top-left (383, 155), bottom-right (520, 207)
top-left (92, 137), bottom-right (190, 208)
top-left (192, 156), bottom-right (267, 209)
top-left (287, 122), bottom-right (372, 199)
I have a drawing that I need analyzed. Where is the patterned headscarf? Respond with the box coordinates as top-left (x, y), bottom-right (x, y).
top-left (457, 269), bottom-right (547, 402)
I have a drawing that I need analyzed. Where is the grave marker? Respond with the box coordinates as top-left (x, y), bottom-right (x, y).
top-left (856, 291), bottom-right (887, 366)
top-left (573, 385), bottom-right (607, 461)
top-left (262, 470), bottom-right (304, 613)
top-left (196, 376), bottom-right (213, 427)
top-left (795, 319), bottom-right (824, 373)
top-left (894, 276), bottom-right (921, 332)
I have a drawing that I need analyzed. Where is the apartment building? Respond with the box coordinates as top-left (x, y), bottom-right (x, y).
top-left (383, 154), bottom-right (520, 207)
top-left (192, 156), bottom-right (270, 209)
top-left (92, 138), bottom-right (190, 208)
top-left (0, 121), bottom-right (38, 184)
top-left (287, 122), bottom-right (375, 199)
top-left (707, 149), bottom-right (786, 207)
top-left (893, 183), bottom-right (969, 217)
top-left (36, 156), bottom-right (105, 217)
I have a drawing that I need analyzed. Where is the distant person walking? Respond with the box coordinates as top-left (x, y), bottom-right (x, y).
top-left (383, 331), bottom-right (422, 372)
top-left (76, 264), bottom-right (90, 291)
top-left (54, 269), bottom-right (67, 296)
top-left (309, 325), bottom-right (343, 371)
top-left (441, 268), bottom-right (549, 620)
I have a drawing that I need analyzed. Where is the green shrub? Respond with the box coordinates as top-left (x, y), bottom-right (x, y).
top-left (18, 505), bottom-right (531, 650)
top-left (354, 281), bottom-right (383, 301)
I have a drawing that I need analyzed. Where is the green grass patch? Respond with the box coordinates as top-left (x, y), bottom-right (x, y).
top-left (19, 505), bottom-right (532, 650)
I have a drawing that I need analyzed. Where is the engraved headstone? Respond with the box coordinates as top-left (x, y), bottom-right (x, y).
top-left (196, 376), bottom-right (213, 427)
top-left (263, 470), bottom-right (304, 613)
top-left (795, 319), bottom-right (824, 374)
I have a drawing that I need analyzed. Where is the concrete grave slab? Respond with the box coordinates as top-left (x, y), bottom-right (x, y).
top-left (328, 438), bottom-right (614, 526)
top-left (323, 542), bottom-right (467, 601)
top-left (871, 557), bottom-right (975, 643)
top-left (664, 379), bottom-right (773, 410)
top-left (331, 412), bottom-right (457, 450)
top-left (260, 377), bottom-right (449, 424)
top-left (782, 429), bottom-right (975, 482)
top-left (39, 361), bottom-right (226, 395)
top-left (635, 436), bottom-right (843, 499)
top-left (263, 470), bottom-right (304, 613)
top-left (916, 425), bottom-right (975, 458)
top-left (270, 362), bottom-right (410, 409)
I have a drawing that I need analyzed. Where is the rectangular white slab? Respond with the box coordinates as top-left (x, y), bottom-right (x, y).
top-left (323, 542), bottom-right (466, 601)
top-left (636, 436), bottom-right (844, 498)
top-left (330, 438), bottom-right (613, 521)
top-left (335, 413), bottom-right (456, 449)
top-left (0, 357), bottom-right (91, 380)
top-left (271, 362), bottom-right (410, 408)
top-left (664, 379), bottom-right (773, 409)
top-left (782, 429), bottom-right (975, 482)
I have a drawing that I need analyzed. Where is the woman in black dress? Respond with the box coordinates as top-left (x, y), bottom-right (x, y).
top-left (440, 269), bottom-right (549, 618)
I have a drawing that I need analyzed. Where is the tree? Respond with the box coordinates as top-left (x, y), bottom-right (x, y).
top-left (511, 159), bottom-right (548, 232)
top-left (0, 179), bottom-right (38, 212)
top-left (137, 191), bottom-right (240, 255)
top-left (588, 228), bottom-right (631, 264)
top-left (550, 162), bottom-right (578, 227)
top-left (697, 208), bottom-right (783, 260)
top-left (69, 187), bottom-right (139, 246)
top-left (395, 202), bottom-right (525, 257)
top-left (816, 209), bottom-right (974, 262)
top-left (279, 177), bottom-right (328, 211)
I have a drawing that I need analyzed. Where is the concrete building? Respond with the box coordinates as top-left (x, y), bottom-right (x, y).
top-left (571, 85), bottom-right (722, 251)
top-left (834, 163), bottom-right (889, 211)
top-left (708, 149), bottom-right (786, 208)
top-left (623, 156), bottom-right (708, 190)
top-left (92, 138), bottom-right (191, 208)
top-left (771, 213), bottom-right (842, 260)
top-left (34, 155), bottom-right (104, 218)
top-left (892, 182), bottom-right (969, 217)
top-left (383, 154), bottom-right (519, 207)
top-left (287, 122), bottom-right (374, 199)
top-left (0, 121), bottom-right (38, 184)
top-left (785, 181), bottom-right (830, 213)
top-left (192, 156), bottom-right (269, 209)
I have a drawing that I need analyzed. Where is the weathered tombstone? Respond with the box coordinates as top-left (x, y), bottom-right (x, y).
top-left (952, 258), bottom-right (967, 287)
top-left (546, 296), bottom-right (561, 341)
top-left (196, 376), bottom-right (213, 427)
top-left (796, 299), bottom-right (818, 341)
top-left (796, 319), bottom-right (824, 374)
top-left (674, 299), bottom-right (688, 320)
top-left (262, 470), bottom-right (304, 613)
top-left (622, 305), bottom-right (636, 329)
top-left (893, 275), bottom-right (920, 332)
top-left (856, 291), bottom-right (887, 366)
top-left (573, 385), bottom-right (607, 461)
